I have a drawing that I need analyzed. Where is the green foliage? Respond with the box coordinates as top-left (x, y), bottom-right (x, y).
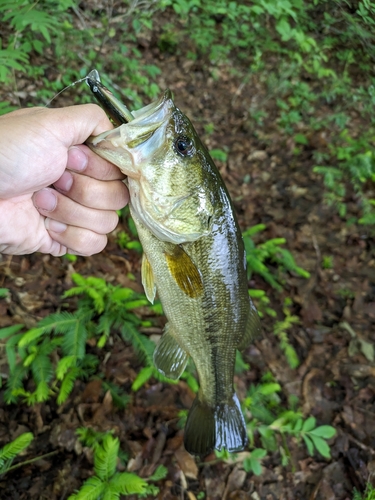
top-left (0, 273), bottom-right (155, 405)
top-left (244, 225), bottom-right (306, 368)
top-left (0, 432), bottom-right (33, 475)
top-left (0, 0), bottom-right (73, 84)
top-left (244, 374), bottom-right (336, 463)
top-left (0, 288), bottom-right (9, 298)
top-left (68, 434), bottom-right (147, 499)
top-left (248, 289), bottom-right (277, 318)
top-left (0, 0), bottom-right (161, 113)
top-left (158, 0), bottom-right (375, 224)
top-left (116, 230), bottom-right (143, 253)
top-left (353, 483), bottom-right (375, 500)
top-left (243, 224), bottom-right (310, 292)
top-left (273, 298), bottom-right (300, 369)
top-left (322, 255), bottom-right (334, 269)
top-left (313, 130), bottom-right (375, 224)
top-left (70, 430), bottom-right (167, 499)
top-left (243, 448), bottom-right (267, 476)
top-left (209, 148), bottom-right (228, 162)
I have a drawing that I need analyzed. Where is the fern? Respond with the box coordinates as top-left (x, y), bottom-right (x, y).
top-left (4, 364), bottom-right (28, 403)
top-left (0, 324), bottom-right (24, 340)
top-left (94, 435), bottom-right (119, 481)
top-left (61, 318), bottom-right (87, 359)
top-left (110, 472), bottom-right (147, 495)
top-left (18, 312), bottom-right (84, 347)
top-left (0, 432), bottom-right (33, 474)
top-left (68, 476), bottom-right (106, 500)
top-left (2, 273), bottom-right (155, 407)
top-left (147, 465), bottom-right (168, 482)
top-left (120, 323), bottom-right (154, 366)
top-left (4, 331), bottom-right (25, 372)
top-left (101, 381), bottom-right (130, 409)
top-left (69, 433), bottom-right (148, 499)
top-left (56, 355), bottom-right (77, 380)
top-left (76, 427), bottom-right (112, 451)
top-left (57, 367), bottom-right (81, 405)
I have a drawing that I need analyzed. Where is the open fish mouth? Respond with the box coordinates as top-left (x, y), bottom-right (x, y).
top-left (86, 71), bottom-right (174, 168)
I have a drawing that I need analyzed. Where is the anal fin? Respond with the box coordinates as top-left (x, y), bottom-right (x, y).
top-left (153, 324), bottom-right (188, 379)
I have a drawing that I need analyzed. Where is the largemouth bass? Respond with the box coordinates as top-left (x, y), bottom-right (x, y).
top-left (86, 72), bottom-right (261, 456)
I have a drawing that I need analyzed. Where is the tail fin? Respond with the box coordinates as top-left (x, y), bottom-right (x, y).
top-left (183, 393), bottom-right (248, 456)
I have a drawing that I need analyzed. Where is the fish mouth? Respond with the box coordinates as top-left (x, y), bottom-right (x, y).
top-left (86, 71), bottom-right (174, 172)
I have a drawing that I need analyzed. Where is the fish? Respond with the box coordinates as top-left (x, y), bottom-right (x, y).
top-left (85, 72), bottom-right (261, 456)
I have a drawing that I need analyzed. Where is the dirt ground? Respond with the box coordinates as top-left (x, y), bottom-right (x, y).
top-left (1, 25), bottom-right (375, 500)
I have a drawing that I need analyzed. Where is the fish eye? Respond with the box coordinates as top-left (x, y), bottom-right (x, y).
top-left (174, 136), bottom-right (194, 157)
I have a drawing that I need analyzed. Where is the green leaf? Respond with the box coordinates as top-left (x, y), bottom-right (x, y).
top-left (259, 383), bottom-right (281, 396)
top-left (293, 418), bottom-right (303, 432)
top-left (131, 365), bottom-right (153, 391)
top-left (57, 367), bottom-right (80, 405)
top-left (310, 435), bottom-right (331, 458)
top-left (302, 434), bottom-right (314, 456)
top-left (110, 472), bottom-right (147, 494)
top-left (0, 432), bottom-right (33, 462)
top-left (0, 288), bottom-right (9, 298)
top-left (251, 448), bottom-right (267, 459)
top-left (111, 288), bottom-right (134, 301)
top-left (67, 476), bottom-right (105, 500)
top-left (102, 486), bottom-right (120, 500)
top-left (56, 355), bottom-right (77, 380)
top-left (18, 327), bottom-right (45, 347)
top-left (310, 425), bottom-right (336, 439)
top-left (94, 435), bottom-right (119, 481)
top-left (147, 464), bottom-right (168, 482)
top-left (0, 323), bottom-right (24, 340)
top-left (302, 416), bottom-right (316, 432)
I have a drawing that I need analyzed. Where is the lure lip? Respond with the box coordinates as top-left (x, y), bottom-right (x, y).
top-left (86, 69), bottom-right (175, 129)
top-left (86, 70), bottom-right (134, 125)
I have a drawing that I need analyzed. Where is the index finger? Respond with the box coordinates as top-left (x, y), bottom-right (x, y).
top-left (67, 144), bottom-right (126, 181)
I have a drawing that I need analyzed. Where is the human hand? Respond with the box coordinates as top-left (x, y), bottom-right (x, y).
top-left (0, 105), bottom-right (129, 256)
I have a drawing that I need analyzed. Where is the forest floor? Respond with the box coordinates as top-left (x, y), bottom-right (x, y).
top-left (1, 18), bottom-right (375, 500)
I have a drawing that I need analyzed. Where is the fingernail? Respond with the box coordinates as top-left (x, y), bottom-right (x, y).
top-left (54, 171), bottom-right (73, 192)
top-left (33, 188), bottom-right (57, 211)
top-left (45, 218), bottom-right (67, 233)
top-left (66, 249), bottom-right (85, 256)
top-left (67, 146), bottom-right (88, 171)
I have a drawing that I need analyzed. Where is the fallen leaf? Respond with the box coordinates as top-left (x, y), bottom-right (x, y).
top-left (175, 448), bottom-right (198, 480)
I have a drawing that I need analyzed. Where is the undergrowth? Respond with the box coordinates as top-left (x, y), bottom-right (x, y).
top-left (1, 1), bottom-right (374, 223)
top-left (0, 273), bottom-right (159, 406)
top-left (68, 430), bottom-right (167, 499)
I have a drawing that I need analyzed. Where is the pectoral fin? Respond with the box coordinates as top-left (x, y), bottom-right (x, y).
top-left (141, 253), bottom-right (156, 304)
top-left (165, 246), bottom-right (203, 299)
top-left (237, 298), bottom-right (262, 351)
top-left (153, 324), bottom-right (189, 379)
